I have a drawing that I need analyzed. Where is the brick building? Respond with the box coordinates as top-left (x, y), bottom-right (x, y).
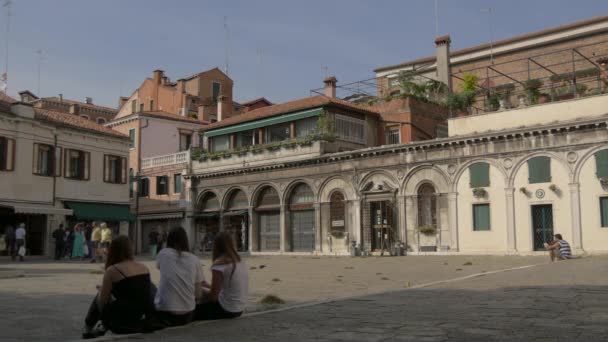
top-left (18, 91), bottom-right (118, 124)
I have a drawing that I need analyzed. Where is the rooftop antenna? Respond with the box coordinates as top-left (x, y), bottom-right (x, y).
top-left (321, 65), bottom-right (328, 78)
top-left (480, 7), bottom-right (495, 64)
top-left (224, 16), bottom-right (230, 75)
top-left (2, 0), bottom-right (11, 93)
top-left (35, 48), bottom-right (44, 96)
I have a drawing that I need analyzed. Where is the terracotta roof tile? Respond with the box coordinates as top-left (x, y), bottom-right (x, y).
top-left (37, 97), bottom-right (118, 113)
top-left (203, 95), bottom-right (379, 131)
top-left (112, 110), bottom-right (208, 125)
top-left (240, 97), bottom-right (273, 106)
top-left (0, 92), bottom-right (17, 104)
top-left (34, 108), bottom-right (127, 138)
top-left (375, 15), bottom-right (608, 72)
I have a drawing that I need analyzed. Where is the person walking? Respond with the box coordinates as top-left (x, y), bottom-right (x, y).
top-left (157, 226), bottom-right (167, 254)
top-left (64, 227), bottom-right (74, 259)
top-left (148, 228), bottom-right (159, 258)
top-left (100, 223), bottom-right (113, 262)
top-left (91, 223), bottom-right (102, 263)
top-left (52, 224), bottom-right (66, 260)
top-left (72, 224), bottom-right (86, 259)
top-left (84, 223), bottom-right (93, 259)
top-left (4, 224), bottom-right (16, 260)
top-left (15, 223), bottom-right (26, 262)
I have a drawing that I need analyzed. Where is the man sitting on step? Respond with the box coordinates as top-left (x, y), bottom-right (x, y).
top-left (544, 234), bottom-right (573, 261)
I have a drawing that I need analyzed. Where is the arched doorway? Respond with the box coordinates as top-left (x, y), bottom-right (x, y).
top-left (417, 183), bottom-right (437, 251)
top-left (223, 190), bottom-right (249, 252)
top-left (329, 191), bottom-right (346, 235)
top-left (255, 186), bottom-right (281, 251)
top-left (288, 183), bottom-right (315, 252)
top-left (195, 192), bottom-right (220, 253)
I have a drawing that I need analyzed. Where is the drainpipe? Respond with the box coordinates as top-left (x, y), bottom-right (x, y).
top-left (52, 132), bottom-right (58, 206)
top-left (134, 118), bottom-right (149, 253)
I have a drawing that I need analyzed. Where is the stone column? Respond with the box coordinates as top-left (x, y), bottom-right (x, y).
top-left (396, 195), bottom-right (407, 244)
top-left (447, 192), bottom-right (459, 251)
top-left (352, 199), bottom-right (362, 247)
top-left (314, 202), bottom-right (322, 253)
top-left (569, 183), bottom-right (583, 252)
top-left (280, 204), bottom-right (288, 252)
top-left (505, 187), bottom-right (517, 253)
top-left (248, 206), bottom-right (255, 252)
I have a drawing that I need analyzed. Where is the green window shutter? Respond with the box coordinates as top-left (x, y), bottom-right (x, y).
top-left (469, 163), bottom-right (490, 188)
top-left (528, 156), bottom-right (551, 184)
top-left (174, 174), bottom-right (182, 193)
top-left (473, 204), bottom-right (491, 231)
top-left (594, 150), bottom-right (608, 178)
top-left (601, 197), bottom-right (608, 228)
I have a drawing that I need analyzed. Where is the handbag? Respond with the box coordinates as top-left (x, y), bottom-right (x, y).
top-left (83, 243), bottom-right (89, 256)
top-left (18, 246), bottom-right (26, 257)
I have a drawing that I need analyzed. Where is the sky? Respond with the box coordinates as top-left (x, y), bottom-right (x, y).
top-left (1, 0), bottom-right (607, 108)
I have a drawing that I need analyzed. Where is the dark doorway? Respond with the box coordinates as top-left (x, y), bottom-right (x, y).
top-left (532, 204), bottom-right (554, 251)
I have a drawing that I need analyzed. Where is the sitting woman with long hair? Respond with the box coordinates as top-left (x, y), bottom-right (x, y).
top-left (154, 226), bottom-right (205, 326)
top-left (82, 236), bottom-right (156, 338)
top-left (195, 232), bottom-right (249, 320)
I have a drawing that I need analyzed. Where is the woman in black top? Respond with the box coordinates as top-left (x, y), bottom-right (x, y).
top-left (82, 236), bottom-right (157, 339)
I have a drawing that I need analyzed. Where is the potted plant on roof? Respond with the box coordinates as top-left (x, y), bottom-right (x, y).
top-left (524, 79), bottom-right (543, 105)
top-left (494, 83), bottom-right (514, 110)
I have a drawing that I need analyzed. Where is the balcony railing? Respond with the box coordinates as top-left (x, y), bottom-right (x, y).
top-left (141, 150), bottom-right (190, 169)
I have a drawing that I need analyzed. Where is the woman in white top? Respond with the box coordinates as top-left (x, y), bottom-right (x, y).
top-left (154, 227), bottom-right (205, 326)
top-left (195, 232), bottom-right (249, 320)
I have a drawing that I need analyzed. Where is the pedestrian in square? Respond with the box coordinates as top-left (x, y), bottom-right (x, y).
top-left (52, 224), bottom-right (65, 260)
top-left (4, 224), bottom-right (16, 260)
top-left (91, 223), bottom-right (102, 263)
top-left (84, 223), bottom-right (93, 259)
top-left (64, 227), bottom-right (74, 259)
top-left (15, 223), bottom-right (26, 262)
top-left (100, 223), bottom-right (112, 262)
top-left (148, 228), bottom-right (159, 258)
top-left (72, 224), bottom-right (86, 259)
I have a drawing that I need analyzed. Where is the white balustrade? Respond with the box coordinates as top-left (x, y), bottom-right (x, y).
top-left (141, 151), bottom-right (189, 169)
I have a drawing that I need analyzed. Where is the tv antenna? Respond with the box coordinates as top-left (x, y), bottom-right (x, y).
top-left (434, 0), bottom-right (439, 37)
top-left (35, 49), bottom-right (45, 96)
top-left (2, 0), bottom-right (12, 93)
top-left (224, 16), bottom-right (230, 75)
top-left (480, 7), bottom-right (495, 64)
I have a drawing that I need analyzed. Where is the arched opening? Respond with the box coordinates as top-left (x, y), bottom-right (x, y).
top-left (288, 183), bottom-right (315, 252)
top-left (417, 183), bottom-right (437, 228)
top-left (329, 191), bottom-right (346, 236)
top-left (223, 190), bottom-right (249, 251)
top-left (255, 186), bottom-right (281, 251)
top-left (96, 117), bottom-right (107, 124)
top-left (194, 192), bottom-right (220, 253)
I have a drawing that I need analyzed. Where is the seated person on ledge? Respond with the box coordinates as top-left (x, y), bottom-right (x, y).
top-left (195, 232), bottom-right (249, 320)
top-left (82, 236), bottom-right (157, 339)
top-left (545, 234), bottom-right (573, 262)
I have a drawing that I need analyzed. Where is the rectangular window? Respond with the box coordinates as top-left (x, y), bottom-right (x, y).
top-left (129, 129), bottom-right (136, 148)
top-left (179, 133), bottom-right (192, 151)
top-left (335, 114), bottom-right (365, 144)
top-left (266, 123), bottom-right (291, 143)
top-left (528, 157), bottom-right (551, 184)
top-left (157, 175), bottom-right (168, 195)
top-left (595, 150), bottom-right (608, 178)
top-left (469, 163), bottom-right (490, 188)
top-left (211, 135), bottom-right (230, 152)
top-left (139, 178), bottom-right (149, 197)
top-left (295, 117), bottom-right (318, 138)
top-left (212, 82), bottom-right (221, 103)
top-left (33, 143), bottom-right (55, 176)
top-left (64, 149), bottom-right (90, 180)
top-left (174, 174), bottom-right (182, 193)
top-left (601, 197), bottom-right (608, 228)
top-left (236, 130), bottom-right (254, 148)
top-left (131, 100), bottom-right (137, 114)
top-left (473, 204), bottom-right (491, 231)
top-left (104, 155), bottom-right (127, 184)
top-left (0, 136), bottom-right (15, 171)
top-left (149, 99), bottom-right (154, 111)
top-left (139, 103), bottom-right (144, 112)
top-left (386, 128), bottom-right (400, 145)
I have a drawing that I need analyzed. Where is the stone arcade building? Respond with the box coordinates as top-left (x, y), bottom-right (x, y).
top-left (186, 93), bottom-right (608, 255)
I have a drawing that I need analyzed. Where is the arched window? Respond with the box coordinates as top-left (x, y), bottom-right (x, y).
top-left (330, 191), bottom-right (346, 232)
top-left (255, 186), bottom-right (280, 251)
top-left (289, 183), bottom-right (315, 251)
top-left (96, 117), bottom-right (107, 124)
top-left (257, 187), bottom-right (280, 209)
top-left (79, 115), bottom-right (90, 120)
top-left (199, 192), bottom-right (219, 211)
top-left (289, 183), bottom-right (314, 209)
top-left (417, 183), bottom-right (436, 228)
top-left (227, 190), bottom-right (248, 210)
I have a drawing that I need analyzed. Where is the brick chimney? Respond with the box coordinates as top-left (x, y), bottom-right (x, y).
top-left (59, 93), bottom-right (63, 102)
top-left (85, 97), bottom-right (93, 105)
top-left (435, 35), bottom-right (452, 91)
top-left (323, 76), bottom-right (337, 98)
top-left (69, 103), bottom-right (80, 115)
top-left (153, 70), bottom-right (164, 85)
top-left (217, 95), bottom-right (228, 121)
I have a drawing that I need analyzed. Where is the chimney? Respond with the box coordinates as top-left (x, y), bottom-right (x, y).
top-left (11, 102), bottom-right (35, 119)
top-left (153, 69), bottom-right (164, 85)
top-left (69, 103), bottom-right (80, 115)
top-left (435, 35), bottom-right (452, 91)
top-left (85, 97), bottom-right (93, 105)
top-left (59, 93), bottom-right (63, 102)
top-left (118, 96), bottom-right (128, 109)
top-left (217, 95), bottom-right (228, 121)
top-left (162, 76), bottom-right (169, 85)
top-left (323, 76), bottom-right (337, 98)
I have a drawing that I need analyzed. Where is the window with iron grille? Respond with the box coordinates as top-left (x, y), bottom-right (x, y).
top-left (157, 175), bottom-right (169, 195)
top-left (335, 114), bottom-right (365, 144)
top-left (386, 128), bottom-right (400, 145)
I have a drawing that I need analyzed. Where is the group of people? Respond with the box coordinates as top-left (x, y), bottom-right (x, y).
top-left (147, 226), bottom-right (167, 258)
top-left (82, 227), bottom-right (248, 339)
top-left (52, 222), bottom-right (113, 262)
top-left (3, 223), bottom-right (27, 261)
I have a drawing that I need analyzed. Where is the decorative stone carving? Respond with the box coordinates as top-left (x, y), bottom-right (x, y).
top-left (314, 179), bottom-right (321, 189)
top-left (503, 158), bottom-right (513, 169)
top-left (447, 164), bottom-right (456, 175)
top-left (535, 189), bottom-right (545, 199)
top-left (351, 173), bottom-right (359, 186)
top-left (397, 169), bottom-right (405, 180)
top-left (279, 183), bottom-right (286, 191)
top-left (566, 151), bottom-right (578, 163)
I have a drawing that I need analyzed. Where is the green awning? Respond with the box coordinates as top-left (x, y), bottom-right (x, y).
top-left (65, 201), bottom-right (135, 221)
top-left (223, 210), bottom-right (248, 216)
top-left (191, 212), bottom-right (219, 218)
top-left (204, 108), bottom-right (323, 138)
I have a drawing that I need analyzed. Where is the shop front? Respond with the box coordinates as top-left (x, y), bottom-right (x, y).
top-left (64, 201), bottom-right (134, 240)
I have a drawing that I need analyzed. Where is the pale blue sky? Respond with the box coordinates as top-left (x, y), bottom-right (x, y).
top-left (2, 0), bottom-right (607, 107)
